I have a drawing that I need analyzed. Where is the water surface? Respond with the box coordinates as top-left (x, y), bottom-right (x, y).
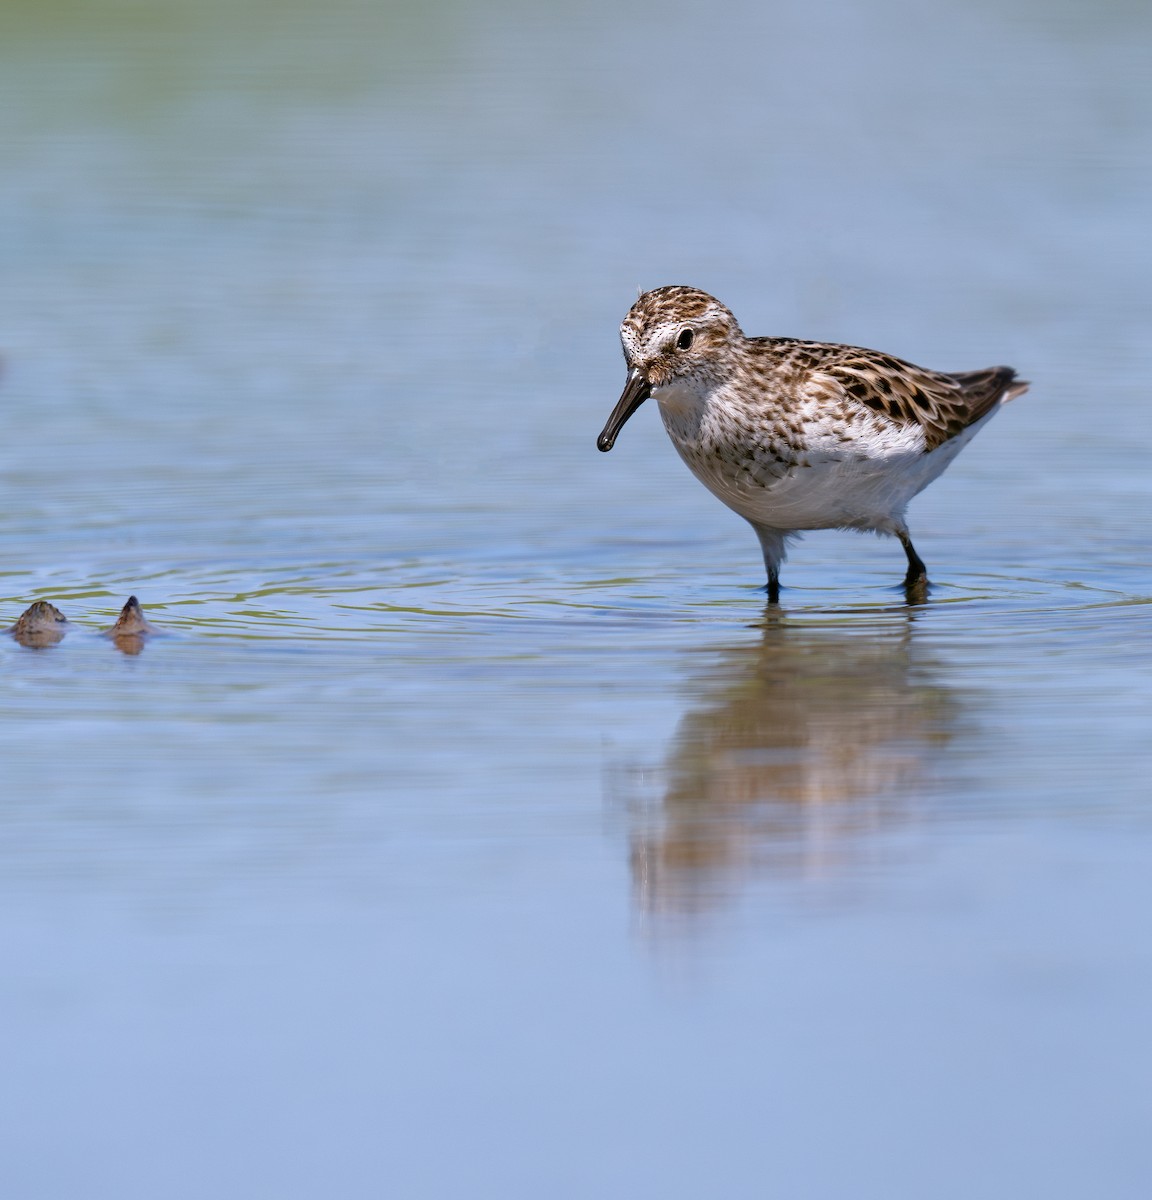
top-left (2, 0), bottom-right (1152, 1196)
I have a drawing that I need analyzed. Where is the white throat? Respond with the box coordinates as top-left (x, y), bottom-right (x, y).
top-left (652, 377), bottom-right (708, 416)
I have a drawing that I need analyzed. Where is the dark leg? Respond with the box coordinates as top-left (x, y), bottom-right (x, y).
top-left (766, 566), bottom-right (780, 605)
top-left (754, 526), bottom-right (787, 605)
top-left (899, 532), bottom-right (928, 601)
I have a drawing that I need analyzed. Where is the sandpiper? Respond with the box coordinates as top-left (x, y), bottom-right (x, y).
top-left (597, 286), bottom-right (1028, 602)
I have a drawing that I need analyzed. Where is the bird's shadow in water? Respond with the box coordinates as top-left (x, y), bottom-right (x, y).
top-left (614, 601), bottom-right (966, 924)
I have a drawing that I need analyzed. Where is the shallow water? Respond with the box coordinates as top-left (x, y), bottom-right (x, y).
top-left (2, 0), bottom-right (1152, 1196)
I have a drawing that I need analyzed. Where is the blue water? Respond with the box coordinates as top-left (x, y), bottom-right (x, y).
top-left (2, 0), bottom-right (1151, 1195)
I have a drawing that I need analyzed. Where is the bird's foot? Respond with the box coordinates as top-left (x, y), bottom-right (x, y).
top-left (902, 571), bottom-right (929, 605)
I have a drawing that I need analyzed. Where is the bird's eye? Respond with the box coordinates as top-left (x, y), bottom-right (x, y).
top-left (676, 328), bottom-right (695, 351)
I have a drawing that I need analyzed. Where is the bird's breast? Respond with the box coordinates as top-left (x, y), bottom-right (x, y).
top-left (654, 386), bottom-right (954, 532)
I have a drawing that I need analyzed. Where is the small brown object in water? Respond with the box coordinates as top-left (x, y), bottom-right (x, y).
top-left (102, 595), bottom-right (161, 655)
top-left (6, 600), bottom-right (69, 649)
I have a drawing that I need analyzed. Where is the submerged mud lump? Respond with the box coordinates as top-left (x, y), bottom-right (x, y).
top-left (6, 595), bottom-right (163, 653)
top-left (101, 595), bottom-right (160, 639)
top-left (101, 595), bottom-right (161, 655)
top-left (5, 600), bottom-right (69, 649)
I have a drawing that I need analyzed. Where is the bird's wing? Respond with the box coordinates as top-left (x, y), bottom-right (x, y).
top-left (805, 346), bottom-right (1027, 452)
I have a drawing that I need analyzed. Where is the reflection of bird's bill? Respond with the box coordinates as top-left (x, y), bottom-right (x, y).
top-left (597, 368), bottom-right (651, 452)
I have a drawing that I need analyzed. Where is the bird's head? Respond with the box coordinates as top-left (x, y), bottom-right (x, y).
top-left (597, 286), bottom-right (742, 452)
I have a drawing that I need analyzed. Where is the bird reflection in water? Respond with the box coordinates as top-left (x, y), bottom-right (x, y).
top-left (622, 608), bottom-right (962, 917)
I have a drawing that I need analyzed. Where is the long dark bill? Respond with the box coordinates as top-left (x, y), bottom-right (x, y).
top-left (597, 369), bottom-right (652, 452)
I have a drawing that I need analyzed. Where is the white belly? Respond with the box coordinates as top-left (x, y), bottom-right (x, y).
top-left (660, 399), bottom-right (993, 535)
